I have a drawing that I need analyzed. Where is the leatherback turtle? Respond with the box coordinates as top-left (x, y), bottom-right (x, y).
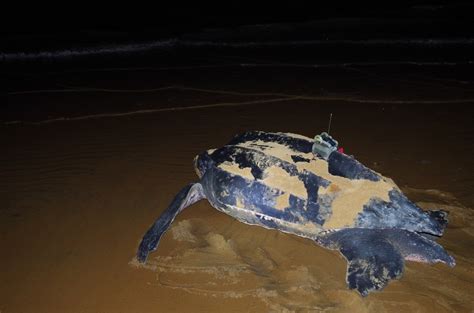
top-left (136, 131), bottom-right (455, 296)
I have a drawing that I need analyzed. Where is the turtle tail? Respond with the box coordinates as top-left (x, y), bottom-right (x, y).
top-left (136, 183), bottom-right (205, 263)
top-left (425, 209), bottom-right (449, 233)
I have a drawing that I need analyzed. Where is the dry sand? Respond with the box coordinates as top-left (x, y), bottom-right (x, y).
top-left (1, 68), bottom-right (474, 312)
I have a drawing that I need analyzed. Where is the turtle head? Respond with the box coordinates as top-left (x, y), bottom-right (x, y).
top-left (194, 150), bottom-right (215, 178)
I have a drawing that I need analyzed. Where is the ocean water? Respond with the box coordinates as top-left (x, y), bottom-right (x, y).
top-left (2, 16), bottom-right (474, 65)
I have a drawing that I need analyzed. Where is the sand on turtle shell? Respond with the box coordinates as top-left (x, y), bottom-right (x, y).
top-left (233, 137), bottom-right (398, 228)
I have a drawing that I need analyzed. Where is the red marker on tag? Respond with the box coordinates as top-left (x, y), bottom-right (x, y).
top-left (337, 147), bottom-right (344, 154)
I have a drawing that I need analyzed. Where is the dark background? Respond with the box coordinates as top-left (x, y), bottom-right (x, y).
top-left (6, 2), bottom-right (474, 32)
top-left (3, 2), bottom-right (474, 51)
top-left (3, 1), bottom-right (474, 121)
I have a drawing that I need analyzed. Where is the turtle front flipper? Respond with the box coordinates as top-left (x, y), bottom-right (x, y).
top-left (318, 228), bottom-right (455, 296)
top-left (137, 183), bottom-right (205, 263)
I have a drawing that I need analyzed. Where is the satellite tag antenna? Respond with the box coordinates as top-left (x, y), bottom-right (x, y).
top-left (327, 113), bottom-right (333, 135)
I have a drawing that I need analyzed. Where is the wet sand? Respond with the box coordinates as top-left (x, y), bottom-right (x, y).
top-left (1, 64), bottom-right (474, 312)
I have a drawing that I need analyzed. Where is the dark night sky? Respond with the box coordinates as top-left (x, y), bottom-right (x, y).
top-left (5, 1), bottom-right (474, 35)
top-left (2, 1), bottom-right (473, 59)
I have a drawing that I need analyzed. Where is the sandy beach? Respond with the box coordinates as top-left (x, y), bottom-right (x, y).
top-left (2, 63), bottom-right (474, 312)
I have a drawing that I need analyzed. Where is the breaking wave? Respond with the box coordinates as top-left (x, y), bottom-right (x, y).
top-left (2, 38), bottom-right (474, 62)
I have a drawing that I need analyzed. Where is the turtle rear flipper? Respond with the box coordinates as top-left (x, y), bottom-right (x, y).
top-left (319, 228), bottom-right (455, 296)
top-left (137, 183), bottom-right (205, 263)
top-left (320, 229), bottom-right (403, 296)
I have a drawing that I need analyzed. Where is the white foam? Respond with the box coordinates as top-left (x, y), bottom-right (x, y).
top-left (3, 38), bottom-right (474, 62)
